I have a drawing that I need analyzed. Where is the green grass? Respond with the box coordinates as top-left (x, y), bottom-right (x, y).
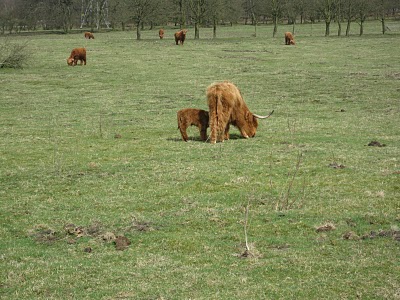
top-left (1, 21), bottom-right (399, 299)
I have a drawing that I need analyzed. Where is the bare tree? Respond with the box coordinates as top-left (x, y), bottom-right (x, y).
top-left (376, 0), bottom-right (390, 34)
top-left (356, 0), bottom-right (372, 36)
top-left (189, 0), bottom-right (207, 39)
top-left (267, 0), bottom-right (284, 37)
top-left (342, 0), bottom-right (356, 36)
top-left (173, 0), bottom-right (187, 28)
top-left (222, 0), bottom-right (243, 26)
top-left (335, 0), bottom-right (342, 36)
top-left (207, 0), bottom-right (224, 38)
top-left (317, 0), bottom-right (336, 36)
top-left (128, 0), bottom-right (157, 40)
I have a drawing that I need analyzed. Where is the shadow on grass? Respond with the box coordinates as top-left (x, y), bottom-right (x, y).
top-left (167, 133), bottom-right (243, 143)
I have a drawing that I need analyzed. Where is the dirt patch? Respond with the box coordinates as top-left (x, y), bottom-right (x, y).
top-left (28, 225), bottom-right (60, 244)
top-left (342, 231), bottom-right (360, 240)
top-left (64, 222), bottom-right (103, 238)
top-left (100, 232), bottom-right (116, 242)
top-left (361, 229), bottom-right (400, 241)
top-left (270, 243), bottom-right (291, 250)
top-left (115, 236), bottom-right (131, 251)
top-left (128, 216), bottom-right (157, 232)
top-left (328, 162), bottom-right (345, 169)
top-left (367, 141), bottom-right (386, 147)
top-left (316, 223), bottom-right (336, 232)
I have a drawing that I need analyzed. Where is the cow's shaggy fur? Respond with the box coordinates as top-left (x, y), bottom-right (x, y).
top-left (207, 81), bottom-right (262, 144)
top-left (174, 29), bottom-right (188, 45)
top-left (285, 32), bottom-right (295, 45)
top-left (177, 108), bottom-right (209, 142)
top-left (84, 32), bottom-right (95, 39)
top-left (159, 29), bottom-right (165, 39)
top-left (67, 48), bottom-right (86, 66)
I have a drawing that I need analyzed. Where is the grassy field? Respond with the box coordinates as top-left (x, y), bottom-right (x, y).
top-left (0, 20), bottom-right (399, 299)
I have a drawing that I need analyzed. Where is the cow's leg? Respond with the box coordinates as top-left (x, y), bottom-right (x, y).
top-left (199, 126), bottom-right (207, 141)
top-left (224, 124), bottom-right (230, 140)
top-left (179, 125), bottom-right (189, 142)
top-left (210, 123), bottom-right (217, 144)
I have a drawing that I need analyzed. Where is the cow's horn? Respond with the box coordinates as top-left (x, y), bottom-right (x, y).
top-left (253, 110), bottom-right (274, 119)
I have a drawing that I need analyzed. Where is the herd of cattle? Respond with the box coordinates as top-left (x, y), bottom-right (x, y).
top-left (66, 29), bottom-right (293, 142)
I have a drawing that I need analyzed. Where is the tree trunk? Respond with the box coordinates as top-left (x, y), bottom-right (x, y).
top-left (381, 17), bottom-right (386, 34)
top-left (213, 19), bottom-right (216, 38)
top-left (337, 19), bottom-right (342, 36)
top-left (136, 22), bottom-right (141, 40)
top-left (359, 20), bottom-right (364, 35)
top-left (325, 21), bottom-right (330, 36)
top-left (345, 19), bottom-right (351, 36)
top-left (195, 22), bottom-right (199, 39)
top-left (273, 16), bottom-right (278, 37)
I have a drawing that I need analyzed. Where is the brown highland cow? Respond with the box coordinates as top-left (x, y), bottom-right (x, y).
top-left (174, 29), bottom-right (188, 45)
top-left (177, 108), bottom-right (209, 142)
top-left (159, 29), bottom-right (165, 39)
top-left (285, 32), bottom-right (295, 45)
top-left (206, 81), bottom-right (273, 144)
top-left (67, 48), bottom-right (86, 66)
top-left (84, 32), bottom-right (95, 39)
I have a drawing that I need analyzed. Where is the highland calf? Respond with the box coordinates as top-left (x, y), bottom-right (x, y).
top-left (206, 81), bottom-right (273, 144)
top-left (285, 32), bottom-right (295, 45)
top-left (159, 29), bottom-right (165, 39)
top-left (177, 108), bottom-right (209, 142)
top-left (174, 29), bottom-right (188, 45)
top-left (67, 48), bottom-right (86, 66)
top-left (84, 32), bottom-right (95, 39)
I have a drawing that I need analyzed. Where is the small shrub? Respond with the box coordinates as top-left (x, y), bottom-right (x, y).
top-left (0, 39), bottom-right (29, 69)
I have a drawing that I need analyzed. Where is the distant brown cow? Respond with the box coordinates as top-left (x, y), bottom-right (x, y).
top-left (177, 108), bottom-right (209, 142)
top-left (84, 32), bottom-right (95, 39)
top-left (207, 81), bottom-right (273, 144)
top-left (67, 48), bottom-right (86, 66)
top-left (285, 32), bottom-right (295, 45)
top-left (174, 29), bottom-right (188, 45)
top-left (159, 29), bottom-right (165, 39)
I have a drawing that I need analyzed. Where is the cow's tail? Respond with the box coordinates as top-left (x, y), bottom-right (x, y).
top-left (209, 89), bottom-right (224, 143)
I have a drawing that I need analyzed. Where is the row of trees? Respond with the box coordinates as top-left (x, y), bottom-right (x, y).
top-left (0, 0), bottom-right (399, 38)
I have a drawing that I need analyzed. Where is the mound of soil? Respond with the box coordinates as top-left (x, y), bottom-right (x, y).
top-left (328, 162), bottom-right (345, 169)
top-left (367, 141), bottom-right (386, 147)
top-left (316, 223), bottom-right (336, 232)
top-left (115, 236), bottom-right (131, 251)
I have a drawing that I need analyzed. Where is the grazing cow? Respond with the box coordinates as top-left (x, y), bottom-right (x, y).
top-left (206, 81), bottom-right (273, 144)
top-left (177, 108), bottom-right (209, 142)
top-left (67, 48), bottom-right (86, 66)
top-left (84, 32), bottom-right (95, 39)
top-left (159, 29), bottom-right (165, 39)
top-left (174, 29), bottom-right (188, 45)
top-left (285, 32), bottom-right (295, 45)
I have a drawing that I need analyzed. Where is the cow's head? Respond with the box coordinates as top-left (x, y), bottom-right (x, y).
top-left (290, 39), bottom-right (295, 45)
top-left (67, 57), bottom-right (74, 66)
top-left (245, 110), bottom-right (274, 137)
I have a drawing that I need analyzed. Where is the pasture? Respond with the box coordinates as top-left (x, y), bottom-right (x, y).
top-left (0, 21), bottom-right (399, 299)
